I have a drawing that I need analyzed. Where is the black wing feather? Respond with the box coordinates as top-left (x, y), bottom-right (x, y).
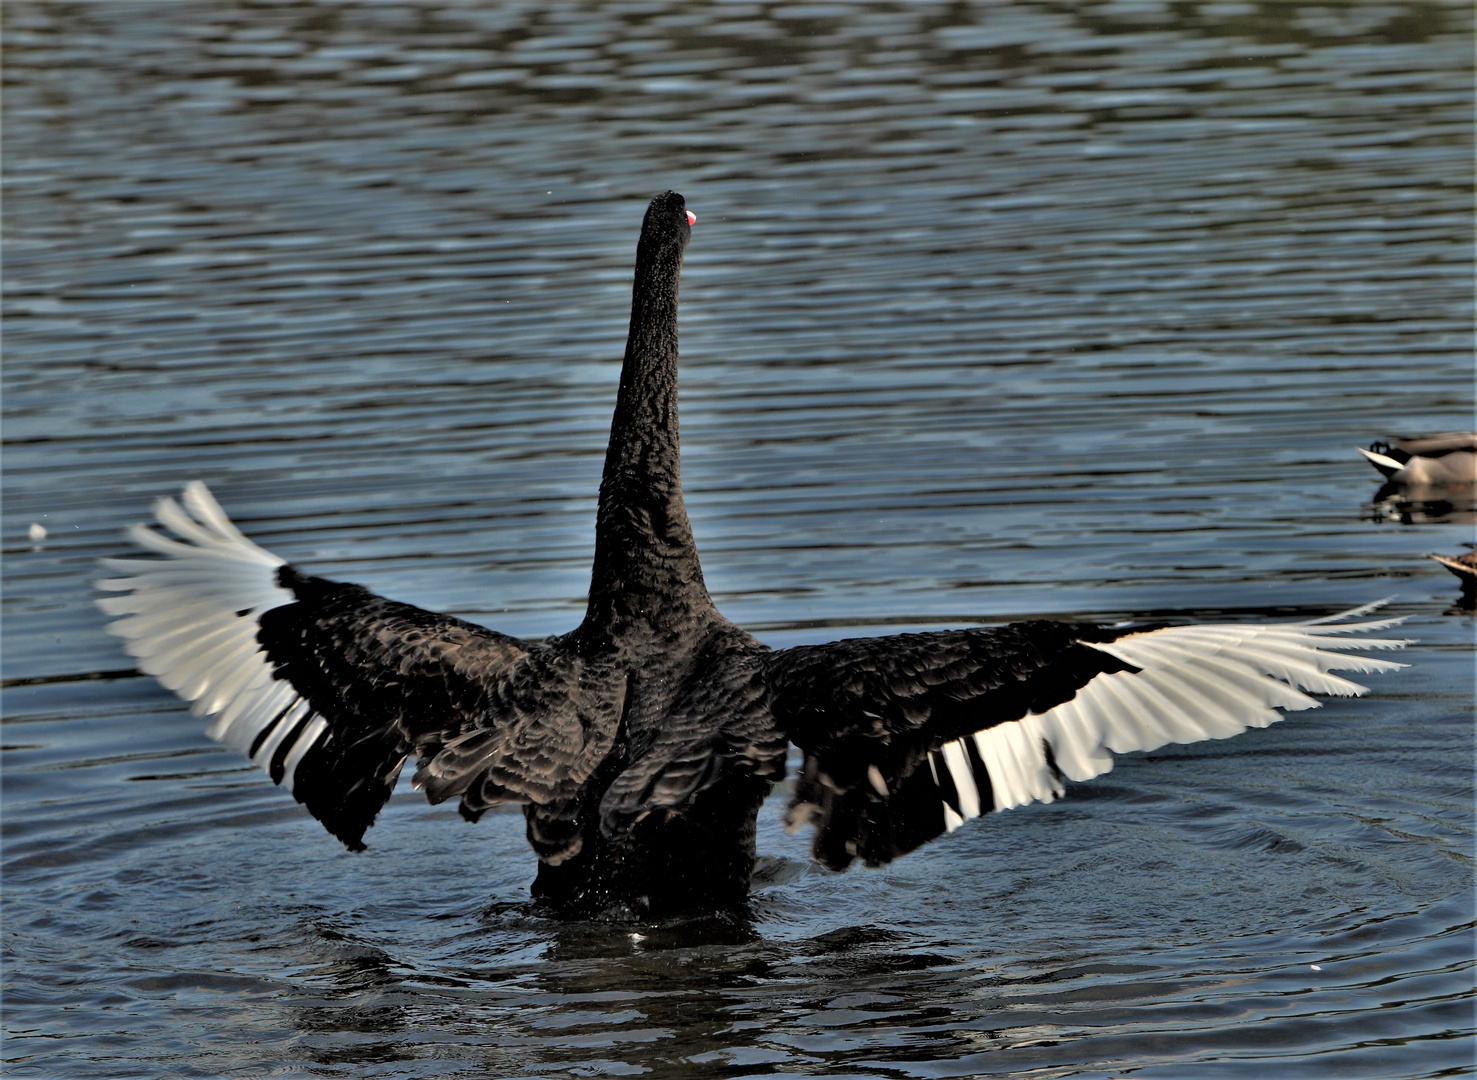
top-left (257, 565), bottom-right (530, 849)
top-left (764, 621), bottom-right (1137, 869)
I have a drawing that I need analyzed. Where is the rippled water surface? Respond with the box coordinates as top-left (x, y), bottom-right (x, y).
top-left (4, 2), bottom-right (1473, 1077)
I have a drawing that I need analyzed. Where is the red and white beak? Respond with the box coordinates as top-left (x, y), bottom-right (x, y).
top-left (685, 209), bottom-right (697, 226)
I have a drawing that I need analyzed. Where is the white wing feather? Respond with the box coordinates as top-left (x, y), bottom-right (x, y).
top-left (96, 482), bottom-right (324, 790)
top-left (930, 606), bottom-right (1410, 825)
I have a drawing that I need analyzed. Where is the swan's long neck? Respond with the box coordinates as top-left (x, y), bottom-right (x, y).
top-left (584, 239), bottom-right (711, 635)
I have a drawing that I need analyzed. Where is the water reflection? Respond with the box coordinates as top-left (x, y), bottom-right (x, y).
top-left (263, 887), bottom-right (1476, 1077)
top-left (278, 902), bottom-right (981, 1076)
top-left (1369, 487), bottom-right (1477, 526)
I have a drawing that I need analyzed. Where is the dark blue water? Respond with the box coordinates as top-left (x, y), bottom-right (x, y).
top-left (4, 2), bottom-right (1473, 1076)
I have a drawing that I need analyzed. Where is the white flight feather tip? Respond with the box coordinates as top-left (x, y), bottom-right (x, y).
top-left (95, 483), bottom-right (321, 793)
top-left (931, 605), bottom-right (1411, 821)
top-left (1301, 598), bottom-right (1395, 624)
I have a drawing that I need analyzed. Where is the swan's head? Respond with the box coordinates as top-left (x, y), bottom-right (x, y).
top-left (637, 190), bottom-right (695, 270)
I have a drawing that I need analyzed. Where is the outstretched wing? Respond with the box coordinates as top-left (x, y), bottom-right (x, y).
top-left (97, 481), bottom-right (531, 850)
top-left (763, 610), bottom-right (1409, 870)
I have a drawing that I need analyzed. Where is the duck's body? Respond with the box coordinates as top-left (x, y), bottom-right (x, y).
top-left (100, 192), bottom-right (1409, 919)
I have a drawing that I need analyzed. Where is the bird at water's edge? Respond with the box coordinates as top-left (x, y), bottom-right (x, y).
top-left (98, 191), bottom-right (1410, 920)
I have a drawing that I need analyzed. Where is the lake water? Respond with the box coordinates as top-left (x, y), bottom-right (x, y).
top-left (3, 2), bottom-right (1473, 1076)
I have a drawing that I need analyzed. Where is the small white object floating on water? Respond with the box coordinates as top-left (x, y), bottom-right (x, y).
top-left (27, 523), bottom-right (47, 542)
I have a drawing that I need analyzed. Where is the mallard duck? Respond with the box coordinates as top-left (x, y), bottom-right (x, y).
top-left (1359, 432), bottom-right (1477, 485)
top-left (1430, 545), bottom-right (1477, 607)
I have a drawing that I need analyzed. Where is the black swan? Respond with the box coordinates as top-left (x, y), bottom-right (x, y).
top-left (99, 190), bottom-right (1409, 919)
